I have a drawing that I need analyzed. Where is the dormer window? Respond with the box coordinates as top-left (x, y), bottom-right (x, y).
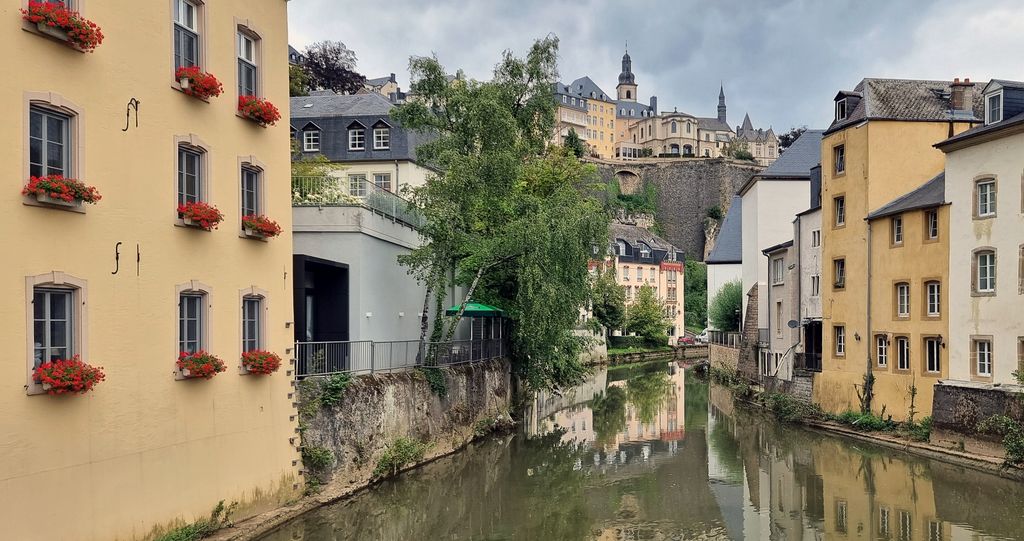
top-left (639, 243), bottom-right (651, 258)
top-left (835, 98), bottom-right (847, 121)
top-left (616, 240), bottom-right (627, 256)
top-left (986, 91), bottom-right (1003, 124)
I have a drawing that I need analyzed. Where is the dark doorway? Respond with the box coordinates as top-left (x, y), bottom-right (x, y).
top-left (803, 321), bottom-right (822, 372)
top-left (293, 255), bottom-right (350, 374)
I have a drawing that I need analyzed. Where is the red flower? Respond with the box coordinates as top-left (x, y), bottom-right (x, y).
top-left (241, 214), bottom-right (283, 238)
top-left (177, 201), bottom-right (224, 230)
top-left (33, 356), bottom-right (105, 395)
top-left (241, 350), bottom-right (282, 375)
top-left (22, 175), bottom-right (102, 203)
top-left (21, 1), bottom-right (104, 52)
top-left (238, 96), bottom-right (281, 126)
top-left (175, 67), bottom-right (224, 100)
top-left (176, 351), bottom-right (226, 379)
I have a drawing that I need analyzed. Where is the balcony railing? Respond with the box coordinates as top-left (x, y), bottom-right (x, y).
top-left (292, 175), bottom-right (425, 229)
top-left (708, 330), bottom-right (742, 348)
top-left (758, 328), bottom-right (770, 345)
top-left (294, 338), bottom-right (507, 378)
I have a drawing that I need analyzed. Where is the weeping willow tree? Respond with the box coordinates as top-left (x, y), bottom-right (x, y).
top-left (393, 36), bottom-right (608, 391)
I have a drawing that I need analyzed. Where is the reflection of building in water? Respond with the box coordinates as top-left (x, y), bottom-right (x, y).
top-left (605, 364), bottom-right (686, 451)
top-left (524, 368), bottom-right (607, 437)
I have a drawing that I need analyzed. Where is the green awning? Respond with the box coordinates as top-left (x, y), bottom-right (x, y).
top-left (444, 302), bottom-right (504, 317)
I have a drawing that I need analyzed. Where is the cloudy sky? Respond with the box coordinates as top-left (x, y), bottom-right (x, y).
top-left (289, 0), bottom-right (1024, 131)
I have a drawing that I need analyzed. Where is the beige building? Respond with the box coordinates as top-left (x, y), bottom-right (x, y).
top-left (555, 77), bottom-right (617, 159)
top-left (734, 113), bottom-right (779, 166)
top-left (609, 223), bottom-right (686, 343)
top-left (2, 2), bottom-right (299, 539)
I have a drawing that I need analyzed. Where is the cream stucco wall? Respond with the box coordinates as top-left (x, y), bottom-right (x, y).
top-left (327, 160), bottom-right (434, 195)
top-left (797, 209), bottom-right (822, 321)
top-left (1, 2), bottom-right (299, 540)
top-left (614, 259), bottom-right (685, 342)
top-left (943, 130), bottom-right (1024, 384)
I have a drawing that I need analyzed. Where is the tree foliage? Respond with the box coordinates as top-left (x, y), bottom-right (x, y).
top-left (625, 284), bottom-right (669, 343)
top-left (778, 126), bottom-right (807, 152)
top-left (302, 40), bottom-right (366, 94)
top-left (684, 260), bottom-right (707, 330)
top-left (289, 64), bottom-right (311, 97)
top-left (590, 264), bottom-right (625, 335)
top-left (393, 36), bottom-right (609, 391)
top-left (563, 127), bottom-right (586, 158)
top-left (721, 140), bottom-right (754, 162)
top-left (709, 279), bottom-right (743, 332)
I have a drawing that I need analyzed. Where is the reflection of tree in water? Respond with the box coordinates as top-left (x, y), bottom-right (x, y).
top-left (517, 430), bottom-right (595, 540)
top-left (591, 386), bottom-right (628, 446)
top-left (627, 371), bottom-right (673, 424)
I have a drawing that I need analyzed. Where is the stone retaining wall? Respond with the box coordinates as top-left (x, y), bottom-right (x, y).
top-left (931, 380), bottom-right (1024, 458)
top-left (709, 343), bottom-right (740, 371)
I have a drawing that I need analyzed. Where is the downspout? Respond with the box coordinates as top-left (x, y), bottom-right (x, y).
top-left (764, 250), bottom-right (771, 381)
top-left (793, 220), bottom-right (803, 372)
top-left (865, 220), bottom-right (874, 412)
top-left (394, 160), bottom-right (400, 193)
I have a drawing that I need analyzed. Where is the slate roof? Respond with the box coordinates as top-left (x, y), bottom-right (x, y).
top-left (291, 92), bottom-right (395, 119)
top-left (697, 117), bottom-right (733, 132)
top-left (937, 111), bottom-right (1024, 149)
top-left (760, 130), bottom-right (824, 178)
top-left (826, 78), bottom-right (984, 135)
top-left (568, 76), bottom-right (614, 102)
top-left (616, 100), bottom-right (653, 118)
top-left (706, 196), bottom-right (742, 264)
top-left (365, 75), bottom-right (395, 87)
top-left (866, 172), bottom-right (945, 220)
top-left (609, 222), bottom-right (676, 252)
top-left (762, 239), bottom-right (794, 255)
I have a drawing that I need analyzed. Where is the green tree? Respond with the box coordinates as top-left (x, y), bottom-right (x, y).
top-left (626, 284), bottom-right (669, 344)
top-left (563, 127), bottom-right (586, 158)
top-left (778, 126), bottom-right (807, 152)
top-left (302, 40), bottom-right (366, 94)
top-left (709, 279), bottom-right (743, 331)
top-left (722, 140), bottom-right (754, 162)
top-left (684, 260), bottom-right (707, 330)
top-left (590, 264), bottom-right (625, 336)
top-left (289, 64), bottom-right (311, 97)
top-left (392, 36), bottom-right (609, 391)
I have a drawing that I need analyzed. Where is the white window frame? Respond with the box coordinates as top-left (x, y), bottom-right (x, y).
top-left (811, 229), bottom-right (821, 247)
top-left (303, 130), bottom-right (320, 152)
top-left (177, 145), bottom-right (203, 207)
top-left (348, 173), bottom-right (367, 197)
top-left (926, 210), bottom-right (939, 239)
top-left (178, 292), bottom-right (205, 354)
top-left (835, 326), bottom-right (846, 356)
top-left (240, 165), bottom-right (261, 218)
top-left (977, 251), bottom-right (996, 293)
top-left (976, 339), bottom-right (993, 376)
top-left (373, 172), bottom-right (392, 191)
top-left (373, 127), bottom-right (390, 150)
top-left (348, 128), bottom-right (366, 150)
top-left (986, 91), bottom-right (1003, 125)
top-left (876, 335), bottom-right (888, 367)
top-left (811, 275), bottom-right (820, 297)
top-left (896, 283), bottom-right (910, 317)
top-left (925, 337), bottom-right (941, 373)
top-left (834, 145), bottom-right (845, 175)
top-left (29, 105), bottom-right (72, 178)
top-left (241, 295), bottom-right (263, 353)
top-left (639, 243), bottom-right (651, 258)
top-left (33, 287), bottom-right (75, 365)
top-left (835, 98), bottom-right (847, 121)
top-left (173, 0), bottom-right (200, 70)
top-left (835, 196), bottom-right (846, 226)
top-left (772, 257), bottom-right (785, 285)
top-left (237, 30), bottom-right (258, 97)
top-left (834, 259), bottom-right (846, 288)
top-left (622, 266), bottom-right (630, 281)
top-left (977, 180), bottom-right (996, 217)
top-left (892, 216), bottom-right (903, 244)
top-left (926, 281), bottom-right (940, 316)
top-left (635, 267), bottom-right (642, 281)
top-left (896, 337), bottom-right (910, 370)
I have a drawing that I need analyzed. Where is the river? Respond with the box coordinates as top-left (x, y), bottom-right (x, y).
top-left (259, 361), bottom-right (1024, 540)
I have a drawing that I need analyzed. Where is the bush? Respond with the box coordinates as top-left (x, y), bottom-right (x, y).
top-left (302, 445), bottom-right (334, 473)
top-left (155, 501), bottom-right (235, 541)
top-left (832, 410), bottom-right (895, 432)
top-left (319, 373), bottom-right (351, 408)
top-left (373, 437), bottom-right (428, 478)
top-left (908, 416), bottom-right (932, 442)
top-left (763, 393), bottom-right (823, 423)
top-left (609, 335), bottom-right (646, 349)
top-left (709, 280), bottom-right (743, 332)
top-left (977, 414), bottom-right (1024, 463)
top-left (417, 366), bottom-right (447, 398)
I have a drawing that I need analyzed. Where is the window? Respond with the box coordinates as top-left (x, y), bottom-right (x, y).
top-left (775, 302), bottom-right (783, 336)
top-left (242, 296), bottom-right (262, 352)
top-left (622, 266), bottom-right (629, 281)
top-left (237, 30), bottom-right (258, 97)
top-left (686, 123), bottom-right (691, 134)
top-left (349, 174), bottom-right (367, 197)
top-left (772, 257), bottom-right (785, 285)
top-left (876, 335), bottom-right (888, 367)
top-left (639, 243), bottom-right (651, 258)
top-left (373, 126), bottom-right (390, 149)
top-left (811, 275), bottom-right (820, 297)
top-left (926, 209), bottom-right (939, 240)
top-left (986, 91), bottom-right (1003, 124)
top-left (891, 215), bottom-right (903, 245)
top-left (671, 121), bottom-right (677, 133)
top-left (616, 240), bottom-right (627, 256)
top-left (899, 511), bottom-right (912, 541)
top-left (896, 337), bottom-right (910, 370)
top-left (834, 326), bottom-right (845, 356)
top-left (836, 500), bottom-right (848, 534)
top-left (635, 267), bottom-right (642, 281)
top-left (33, 288), bottom-right (74, 365)
top-left (29, 106), bottom-right (71, 177)
top-left (880, 507), bottom-right (891, 537)
top-left (811, 229), bottom-right (821, 247)
top-left (975, 250), bottom-right (996, 293)
top-left (976, 179), bottom-right (996, 217)
top-left (649, 268), bottom-right (655, 281)
top-left (925, 337), bottom-right (941, 373)
top-left (973, 338), bottom-right (993, 377)
top-left (348, 127), bottom-right (366, 150)
top-left (177, 145), bottom-right (202, 206)
top-left (302, 130), bottom-right (320, 152)
top-left (835, 99), bottom-right (847, 121)
top-left (173, 0), bottom-right (199, 69)
top-left (833, 145), bottom-right (845, 175)
top-left (178, 292), bottom-right (204, 354)
top-left (896, 282), bottom-right (910, 317)
top-left (561, 95), bottom-right (567, 104)
top-left (833, 259), bottom-right (846, 289)
top-left (241, 166), bottom-right (260, 218)
top-left (373, 173), bottom-right (391, 191)
top-left (834, 196), bottom-right (846, 226)
top-left (926, 281), bottom-right (940, 316)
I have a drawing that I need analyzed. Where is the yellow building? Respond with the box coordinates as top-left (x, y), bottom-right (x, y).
top-left (817, 78), bottom-right (979, 418)
top-left (609, 222), bottom-right (686, 343)
top-left (556, 77), bottom-right (617, 159)
top-left (1, 2), bottom-right (299, 539)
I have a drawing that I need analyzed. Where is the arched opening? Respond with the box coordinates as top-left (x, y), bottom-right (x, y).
top-left (683, 144), bottom-right (693, 156)
top-left (626, 90), bottom-right (632, 99)
top-left (670, 144), bottom-right (680, 155)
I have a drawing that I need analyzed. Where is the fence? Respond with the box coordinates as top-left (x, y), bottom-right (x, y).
top-left (294, 338), bottom-right (507, 378)
top-left (292, 175), bottom-right (426, 228)
top-left (708, 330), bottom-right (742, 348)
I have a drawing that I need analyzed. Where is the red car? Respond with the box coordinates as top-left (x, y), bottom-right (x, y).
top-left (677, 336), bottom-right (695, 345)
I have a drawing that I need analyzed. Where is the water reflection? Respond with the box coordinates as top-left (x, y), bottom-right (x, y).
top-left (259, 362), bottom-right (1024, 541)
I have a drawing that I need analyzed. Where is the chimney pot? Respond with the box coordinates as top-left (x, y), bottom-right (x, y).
top-left (954, 77), bottom-right (960, 83)
top-left (965, 77), bottom-right (970, 83)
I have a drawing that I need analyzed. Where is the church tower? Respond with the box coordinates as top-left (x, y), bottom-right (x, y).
top-left (616, 48), bottom-right (637, 102)
top-left (718, 84), bottom-right (727, 124)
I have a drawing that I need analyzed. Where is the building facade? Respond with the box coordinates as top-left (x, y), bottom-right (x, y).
top-left (1, 2), bottom-right (299, 539)
top-left (555, 77), bottom-right (616, 159)
top-left (817, 78), bottom-right (980, 417)
top-left (734, 114), bottom-right (779, 166)
top-left (553, 82), bottom-right (590, 152)
top-left (609, 222), bottom-right (686, 343)
top-left (706, 196), bottom-right (742, 330)
top-left (795, 166), bottom-right (824, 372)
top-left (937, 78), bottom-right (1024, 386)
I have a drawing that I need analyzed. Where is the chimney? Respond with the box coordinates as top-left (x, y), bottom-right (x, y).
top-left (649, 96), bottom-right (658, 115)
top-left (390, 72), bottom-right (396, 83)
top-left (950, 77), bottom-right (975, 112)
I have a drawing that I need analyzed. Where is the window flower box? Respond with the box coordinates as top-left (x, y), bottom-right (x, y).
top-left (241, 214), bottom-right (282, 239)
top-left (238, 96), bottom-right (281, 126)
top-left (23, 175), bottom-right (101, 209)
top-left (177, 351), bottom-right (226, 379)
top-left (241, 350), bottom-right (282, 375)
top-left (175, 67), bottom-right (223, 100)
top-left (33, 356), bottom-right (105, 395)
top-left (178, 201), bottom-right (224, 230)
top-left (21, 1), bottom-right (104, 52)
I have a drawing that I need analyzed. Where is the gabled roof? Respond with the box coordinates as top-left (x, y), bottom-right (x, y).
top-left (826, 78), bottom-right (984, 135)
top-left (568, 76), bottom-right (614, 102)
top-left (762, 239), bottom-right (793, 255)
top-left (936, 111), bottom-right (1024, 150)
top-left (609, 222), bottom-right (677, 253)
top-left (759, 130), bottom-right (824, 178)
top-left (291, 92), bottom-right (395, 118)
top-left (707, 196), bottom-right (742, 264)
top-left (866, 172), bottom-right (945, 220)
top-left (697, 117), bottom-right (733, 132)
top-left (365, 75), bottom-right (394, 87)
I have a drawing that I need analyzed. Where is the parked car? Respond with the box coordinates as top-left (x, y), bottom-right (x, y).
top-left (677, 336), bottom-right (695, 345)
top-left (696, 328), bottom-right (709, 344)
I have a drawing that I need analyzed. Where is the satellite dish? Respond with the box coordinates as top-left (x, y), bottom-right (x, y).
top-left (787, 320), bottom-right (799, 329)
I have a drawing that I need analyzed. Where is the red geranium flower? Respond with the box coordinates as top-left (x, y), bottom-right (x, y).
top-left (175, 67), bottom-right (224, 100)
top-left (177, 201), bottom-right (224, 230)
top-left (33, 356), bottom-right (105, 395)
top-left (241, 350), bottom-right (282, 375)
top-left (241, 214), bottom-right (283, 238)
top-left (21, 1), bottom-right (104, 52)
top-left (238, 95), bottom-right (281, 126)
top-left (22, 175), bottom-right (101, 203)
top-left (177, 351), bottom-right (226, 379)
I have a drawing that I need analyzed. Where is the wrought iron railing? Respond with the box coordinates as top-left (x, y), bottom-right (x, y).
top-left (292, 175), bottom-right (425, 228)
top-left (294, 338), bottom-right (506, 379)
top-left (708, 330), bottom-right (742, 348)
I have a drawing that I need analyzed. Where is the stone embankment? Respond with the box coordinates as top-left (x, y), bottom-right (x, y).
top-left (605, 345), bottom-right (708, 366)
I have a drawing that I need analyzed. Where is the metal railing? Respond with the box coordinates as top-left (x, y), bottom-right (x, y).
top-left (292, 176), bottom-right (426, 228)
top-left (708, 330), bottom-right (742, 348)
top-left (294, 338), bottom-right (506, 379)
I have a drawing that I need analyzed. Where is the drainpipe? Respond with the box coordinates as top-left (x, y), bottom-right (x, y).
top-left (394, 160), bottom-right (400, 193)
top-left (865, 220), bottom-right (873, 412)
top-left (764, 250), bottom-right (771, 381)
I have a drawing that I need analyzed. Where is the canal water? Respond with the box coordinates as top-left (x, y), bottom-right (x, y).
top-left (259, 361), bottom-right (1024, 540)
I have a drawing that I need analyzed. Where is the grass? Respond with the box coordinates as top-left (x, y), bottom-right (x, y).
top-left (155, 501), bottom-right (235, 541)
top-left (373, 437), bottom-right (429, 478)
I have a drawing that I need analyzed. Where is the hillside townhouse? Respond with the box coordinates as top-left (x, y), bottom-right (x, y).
top-left (552, 77), bottom-right (616, 159)
top-left (609, 222), bottom-right (686, 343)
top-left (1, 2), bottom-right (299, 538)
top-left (818, 78), bottom-right (980, 418)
